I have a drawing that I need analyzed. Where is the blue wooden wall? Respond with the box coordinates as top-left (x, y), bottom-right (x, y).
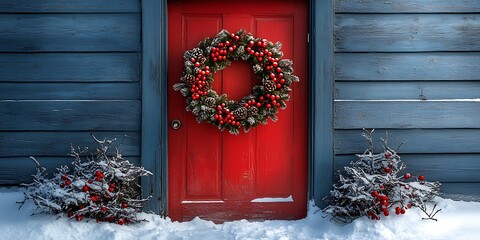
top-left (334, 0), bottom-right (480, 199)
top-left (0, 0), bottom-right (141, 184)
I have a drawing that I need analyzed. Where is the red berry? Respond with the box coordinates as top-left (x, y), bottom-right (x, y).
top-left (269, 73), bottom-right (275, 79)
top-left (384, 152), bottom-right (391, 158)
top-left (101, 206), bottom-right (107, 212)
top-left (276, 83), bottom-right (282, 89)
top-left (95, 171), bottom-right (101, 176)
top-left (266, 104), bottom-right (272, 108)
top-left (371, 191), bottom-right (379, 197)
top-left (401, 209), bottom-right (406, 214)
top-left (384, 211), bottom-right (389, 216)
top-left (60, 183), bottom-right (65, 188)
top-left (407, 203), bottom-right (412, 208)
top-left (87, 179), bottom-right (93, 184)
top-left (419, 175), bottom-right (425, 181)
top-left (122, 203), bottom-right (128, 208)
top-left (118, 219), bottom-right (125, 225)
top-left (108, 187), bottom-right (114, 192)
top-left (65, 180), bottom-right (71, 186)
top-left (82, 185), bottom-right (89, 192)
top-left (75, 215), bottom-right (83, 221)
top-left (384, 167), bottom-right (392, 173)
top-left (404, 173), bottom-right (411, 179)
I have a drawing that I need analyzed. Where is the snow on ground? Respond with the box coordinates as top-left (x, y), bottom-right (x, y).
top-left (1, 187), bottom-right (480, 240)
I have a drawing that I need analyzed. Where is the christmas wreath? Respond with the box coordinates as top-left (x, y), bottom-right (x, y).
top-left (173, 29), bottom-right (299, 135)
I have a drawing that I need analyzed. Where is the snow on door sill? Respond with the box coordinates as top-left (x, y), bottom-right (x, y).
top-left (251, 195), bottom-right (293, 203)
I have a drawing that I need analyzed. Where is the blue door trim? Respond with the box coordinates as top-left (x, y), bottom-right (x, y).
top-left (141, 0), bottom-right (168, 215)
top-left (308, 0), bottom-right (335, 208)
top-left (141, 0), bottom-right (335, 214)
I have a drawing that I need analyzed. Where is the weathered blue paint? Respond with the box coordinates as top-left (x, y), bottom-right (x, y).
top-left (335, 14), bottom-right (480, 52)
top-left (0, 0), bottom-right (140, 13)
top-left (140, 0), bottom-right (168, 216)
top-left (335, 101), bottom-right (480, 129)
top-left (0, 83), bottom-right (140, 100)
top-left (335, 0), bottom-right (480, 13)
top-left (0, 132), bottom-right (140, 157)
top-left (336, 81), bottom-right (480, 100)
top-left (309, 0), bottom-right (335, 208)
top-left (0, 2), bottom-right (141, 187)
top-left (0, 53), bottom-right (139, 82)
top-left (335, 129), bottom-right (480, 155)
top-left (0, 14), bottom-right (140, 52)
top-left (336, 53), bottom-right (480, 81)
top-left (1, 100), bottom-right (141, 131)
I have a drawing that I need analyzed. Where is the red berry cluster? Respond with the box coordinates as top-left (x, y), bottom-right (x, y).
top-left (371, 191), bottom-right (390, 218)
top-left (214, 103), bottom-right (240, 127)
top-left (210, 33), bottom-right (239, 62)
top-left (258, 94), bottom-right (282, 109)
top-left (60, 174), bottom-right (71, 188)
top-left (188, 66), bottom-right (211, 100)
top-left (395, 205), bottom-right (410, 215)
top-left (246, 39), bottom-right (287, 90)
top-left (246, 39), bottom-right (270, 62)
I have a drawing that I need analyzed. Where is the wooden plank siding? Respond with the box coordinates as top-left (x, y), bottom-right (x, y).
top-left (0, 1), bottom-right (141, 185)
top-left (333, 1), bottom-right (480, 198)
top-left (335, 0), bottom-right (480, 13)
top-left (0, 53), bottom-right (139, 82)
top-left (0, 0), bottom-right (140, 13)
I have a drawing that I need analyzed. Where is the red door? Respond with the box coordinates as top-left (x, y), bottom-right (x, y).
top-left (168, 0), bottom-right (308, 222)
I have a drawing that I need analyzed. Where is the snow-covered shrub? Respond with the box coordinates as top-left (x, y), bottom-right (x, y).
top-left (18, 135), bottom-right (152, 225)
top-left (324, 129), bottom-right (441, 223)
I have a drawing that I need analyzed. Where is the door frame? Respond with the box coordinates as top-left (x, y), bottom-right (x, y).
top-left (140, 0), bottom-right (334, 215)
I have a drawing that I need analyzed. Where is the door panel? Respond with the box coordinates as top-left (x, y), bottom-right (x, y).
top-left (168, 0), bottom-right (308, 222)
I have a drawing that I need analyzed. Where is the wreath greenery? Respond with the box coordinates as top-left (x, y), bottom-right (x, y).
top-left (173, 29), bottom-right (299, 135)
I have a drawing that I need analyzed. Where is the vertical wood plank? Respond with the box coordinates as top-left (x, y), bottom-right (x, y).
top-left (309, 0), bottom-right (334, 208)
top-left (141, 0), bottom-right (167, 215)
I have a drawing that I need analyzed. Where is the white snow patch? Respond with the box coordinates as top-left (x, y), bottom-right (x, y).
top-left (251, 195), bottom-right (294, 203)
top-left (335, 99), bottom-right (480, 102)
top-left (3, 187), bottom-right (480, 240)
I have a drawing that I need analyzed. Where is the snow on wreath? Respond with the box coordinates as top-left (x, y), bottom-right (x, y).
top-left (18, 135), bottom-right (152, 225)
top-left (324, 129), bottom-right (441, 223)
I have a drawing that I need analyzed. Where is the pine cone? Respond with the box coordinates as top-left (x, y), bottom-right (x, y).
top-left (200, 83), bottom-right (210, 92)
top-left (263, 81), bottom-right (276, 92)
top-left (184, 75), bottom-right (196, 85)
top-left (247, 106), bottom-right (258, 116)
top-left (203, 97), bottom-right (216, 107)
top-left (191, 48), bottom-right (204, 59)
top-left (197, 56), bottom-right (206, 64)
top-left (233, 107), bottom-right (248, 120)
